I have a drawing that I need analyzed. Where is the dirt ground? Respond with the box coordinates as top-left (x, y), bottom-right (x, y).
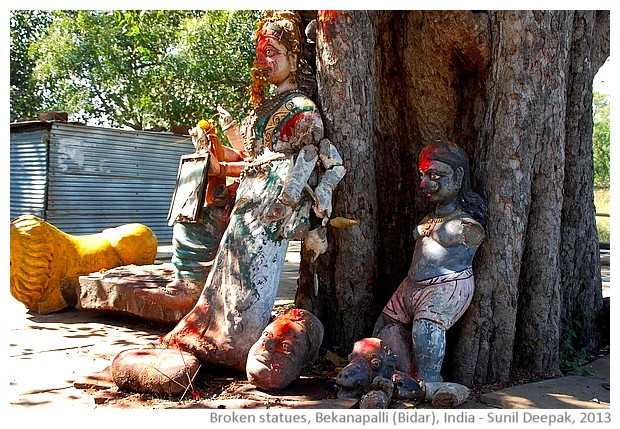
top-left (8, 242), bottom-right (610, 410)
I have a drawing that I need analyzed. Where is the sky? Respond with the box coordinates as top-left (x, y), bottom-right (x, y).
top-left (594, 57), bottom-right (612, 95)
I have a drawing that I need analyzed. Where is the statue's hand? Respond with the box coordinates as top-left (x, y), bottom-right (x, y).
top-left (217, 105), bottom-right (233, 128)
top-left (206, 158), bottom-right (221, 176)
top-left (188, 126), bottom-right (201, 150)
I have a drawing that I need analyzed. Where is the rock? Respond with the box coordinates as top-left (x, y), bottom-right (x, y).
top-left (360, 390), bottom-right (391, 409)
top-left (111, 348), bottom-right (200, 396)
top-left (424, 381), bottom-right (470, 408)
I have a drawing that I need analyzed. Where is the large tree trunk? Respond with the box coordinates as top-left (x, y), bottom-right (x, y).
top-left (559, 10), bottom-right (608, 355)
top-left (297, 10), bottom-right (609, 385)
top-left (465, 11), bottom-right (572, 381)
top-left (296, 10), bottom-right (380, 354)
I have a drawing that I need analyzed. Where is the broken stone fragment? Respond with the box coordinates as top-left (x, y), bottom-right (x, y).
top-left (359, 389), bottom-right (391, 409)
top-left (111, 348), bottom-right (200, 396)
top-left (424, 381), bottom-right (470, 408)
top-left (279, 144), bottom-right (318, 206)
top-left (319, 139), bottom-right (343, 168)
top-left (312, 165), bottom-right (346, 218)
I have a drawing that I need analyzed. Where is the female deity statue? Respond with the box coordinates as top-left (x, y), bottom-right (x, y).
top-left (113, 10), bottom-right (345, 385)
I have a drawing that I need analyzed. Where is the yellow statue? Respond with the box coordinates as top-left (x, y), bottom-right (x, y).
top-left (10, 215), bottom-right (158, 314)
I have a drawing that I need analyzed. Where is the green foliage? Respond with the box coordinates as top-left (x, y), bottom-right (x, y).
top-left (11, 10), bottom-right (262, 130)
top-left (559, 315), bottom-right (592, 376)
top-left (9, 10), bottom-right (54, 121)
top-left (592, 92), bottom-right (610, 189)
top-left (165, 10), bottom-right (262, 129)
top-left (594, 188), bottom-right (610, 242)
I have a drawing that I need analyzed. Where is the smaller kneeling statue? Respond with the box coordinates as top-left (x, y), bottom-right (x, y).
top-left (337, 139), bottom-right (486, 408)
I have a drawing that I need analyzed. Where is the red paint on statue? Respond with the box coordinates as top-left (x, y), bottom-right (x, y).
top-left (356, 337), bottom-right (381, 350)
top-left (418, 149), bottom-right (434, 172)
top-left (255, 37), bottom-right (277, 64)
top-left (270, 318), bottom-right (295, 340)
top-left (268, 308), bottom-right (305, 354)
top-left (278, 112), bottom-right (309, 143)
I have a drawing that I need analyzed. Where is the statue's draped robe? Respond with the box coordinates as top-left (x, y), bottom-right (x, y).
top-left (163, 91), bottom-right (323, 370)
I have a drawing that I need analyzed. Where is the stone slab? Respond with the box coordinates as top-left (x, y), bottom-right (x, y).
top-left (77, 263), bottom-right (189, 325)
top-left (480, 355), bottom-right (610, 409)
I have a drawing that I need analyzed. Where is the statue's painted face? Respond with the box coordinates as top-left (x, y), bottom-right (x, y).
top-left (246, 316), bottom-right (307, 390)
top-left (255, 36), bottom-right (296, 86)
top-left (418, 158), bottom-right (462, 205)
top-left (335, 338), bottom-right (396, 397)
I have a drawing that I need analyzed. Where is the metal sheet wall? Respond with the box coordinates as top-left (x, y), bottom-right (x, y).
top-left (11, 122), bottom-right (195, 245)
top-left (10, 127), bottom-right (49, 220)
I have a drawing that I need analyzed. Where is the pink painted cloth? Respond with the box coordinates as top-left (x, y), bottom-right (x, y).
top-left (381, 268), bottom-right (474, 329)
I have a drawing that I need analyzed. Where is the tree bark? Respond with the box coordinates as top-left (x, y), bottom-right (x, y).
top-left (559, 10), bottom-right (608, 353)
top-left (499, 11), bottom-right (571, 377)
top-left (299, 9), bottom-right (608, 385)
top-left (296, 10), bottom-right (380, 354)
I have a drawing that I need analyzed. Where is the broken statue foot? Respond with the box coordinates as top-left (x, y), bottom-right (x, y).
top-left (134, 278), bottom-right (204, 310)
top-left (424, 381), bottom-right (470, 408)
top-left (111, 347), bottom-right (201, 395)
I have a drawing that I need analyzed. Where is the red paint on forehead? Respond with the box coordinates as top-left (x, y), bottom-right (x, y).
top-left (418, 151), bottom-right (433, 171)
top-left (257, 35), bottom-right (287, 51)
top-left (258, 36), bottom-right (273, 45)
top-left (355, 337), bottom-right (382, 350)
top-left (271, 317), bottom-right (296, 337)
top-left (256, 37), bottom-right (274, 50)
top-left (266, 309), bottom-right (306, 339)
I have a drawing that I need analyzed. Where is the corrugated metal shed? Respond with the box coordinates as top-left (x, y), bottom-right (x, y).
top-left (10, 121), bottom-right (195, 245)
top-left (10, 123), bottom-right (49, 219)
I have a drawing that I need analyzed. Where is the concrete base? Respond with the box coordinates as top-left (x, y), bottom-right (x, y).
top-left (77, 263), bottom-right (189, 325)
top-left (479, 355), bottom-right (610, 409)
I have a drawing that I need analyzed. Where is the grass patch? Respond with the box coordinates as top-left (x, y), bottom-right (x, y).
top-left (594, 187), bottom-right (610, 243)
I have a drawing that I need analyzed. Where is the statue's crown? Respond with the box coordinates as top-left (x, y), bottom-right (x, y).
top-left (255, 10), bottom-right (302, 55)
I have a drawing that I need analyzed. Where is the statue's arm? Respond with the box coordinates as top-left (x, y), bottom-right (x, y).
top-left (215, 146), bottom-right (248, 178)
top-left (278, 110), bottom-right (325, 208)
top-left (459, 218), bottom-right (485, 248)
top-left (217, 105), bottom-right (247, 154)
top-left (312, 139), bottom-right (346, 220)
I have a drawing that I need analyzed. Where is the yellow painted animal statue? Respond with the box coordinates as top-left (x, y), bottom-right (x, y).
top-left (10, 214), bottom-right (158, 314)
